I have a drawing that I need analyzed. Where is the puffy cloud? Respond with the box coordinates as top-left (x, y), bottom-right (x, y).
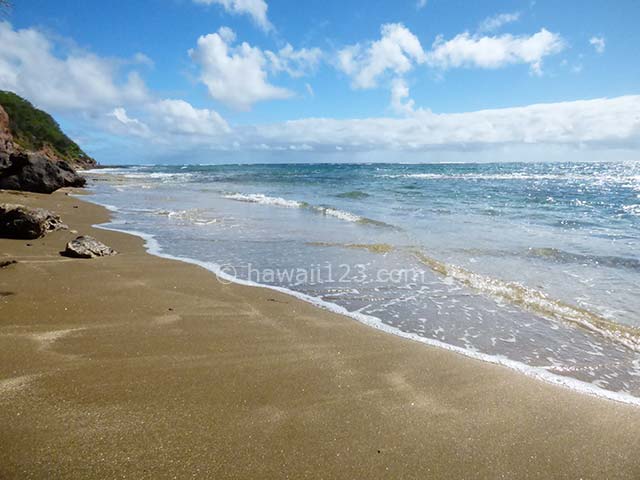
top-left (0, 21), bottom-right (149, 112)
top-left (189, 27), bottom-right (293, 110)
top-left (427, 28), bottom-right (566, 75)
top-left (148, 99), bottom-right (230, 136)
top-left (193, 0), bottom-right (272, 32)
top-left (590, 36), bottom-right (606, 54)
top-left (108, 107), bottom-right (151, 137)
top-left (107, 100), bottom-right (229, 143)
top-left (477, 12), bottom-right (521, 33)
top-left (337, 23), bottom-right (426, 89)
top-left (265, 44), bottom-right (322, 77)
top-left (0, 21), bottom-right (230, 147)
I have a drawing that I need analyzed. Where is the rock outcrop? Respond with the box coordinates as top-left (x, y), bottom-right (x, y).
top-left (0, 152), bottom-right (86, 193)
top-left (62, 235), bottom-right (117, 258)
top-left (0, 203), bottom-right (67, 239)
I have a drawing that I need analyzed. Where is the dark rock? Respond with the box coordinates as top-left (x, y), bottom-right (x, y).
top-left (0, 152), bottom-right (86, 194)
top-left (62, 235), bottom-right (117, 259)
top-left (0, 203), bottom-right (67, 239)
top-left (0, 259), bottom-right (17, 268)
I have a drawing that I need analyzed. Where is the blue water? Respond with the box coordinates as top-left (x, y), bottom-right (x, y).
top-left (85, 162), bottom-right (640, 401)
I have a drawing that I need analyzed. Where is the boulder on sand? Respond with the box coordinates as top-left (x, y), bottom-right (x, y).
top-left (0, 203), bottom-right (67, 239)
top-left (62, 235), bottom-right (117, 259)
top-left (0, 152), bottom-right (86, 194)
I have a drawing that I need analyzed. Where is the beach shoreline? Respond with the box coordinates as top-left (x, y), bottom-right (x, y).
top-left (2, 189), bottom-right (640, 479)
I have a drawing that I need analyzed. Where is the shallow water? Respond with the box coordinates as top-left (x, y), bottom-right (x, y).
top-left (85, 162), bottom-right (640, 402)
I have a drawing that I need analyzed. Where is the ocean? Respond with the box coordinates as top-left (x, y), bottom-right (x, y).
top-left (85, 162), bottom-right (640, 404)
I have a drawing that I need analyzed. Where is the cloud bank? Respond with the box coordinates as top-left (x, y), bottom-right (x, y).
top-left (239, 96), bottom-right (640, 152)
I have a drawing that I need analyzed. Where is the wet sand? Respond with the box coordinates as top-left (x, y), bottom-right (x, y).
top-left (1, 189), bottom-right (640, 479)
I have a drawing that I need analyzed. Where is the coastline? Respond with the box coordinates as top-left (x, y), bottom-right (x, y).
top-left (2, 189), bottom-right (640, 478)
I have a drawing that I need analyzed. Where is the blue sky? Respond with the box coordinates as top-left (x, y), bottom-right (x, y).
top-left (1, 0), bottom-right (639, 163)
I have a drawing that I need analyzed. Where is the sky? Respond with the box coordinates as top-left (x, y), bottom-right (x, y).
top-left (0, 0), bottom-right (639, 164)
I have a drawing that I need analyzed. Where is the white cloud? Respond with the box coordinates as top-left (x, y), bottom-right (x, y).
top-left (193, 0), bottom-right (272, 32)
top-left (590, 36), bottom-right (606, 54)
top-left (305, 83), bottom-right (314, 97)
top-left (0, 21), bottom-right (148, 112)
top-left (107, 100), bottom-right (229, 144)
top-left (239, 96), bottom-right (640, 152)
top-left (106, 96), bottom-right (640, 163)
top-left (132, 52), bottom-right (154, 68)
top-left (109, 107), bottom-right (151, 137)
top-left (337, 23), bottom-right (426, 89)
top-left (189, 27), bottom-right (293, 110)
top-left (389, 78), bottom-right (416, 115)
top-left (265, 44), bottom-right (322, 77)
top-left (478, 12), bottom-right (521, 33)
top-left (416, 0), bottom-right (427, 9)
top-left (148, 99), bottom-right (230, 136)
top-left (427, 28), bottom-right (566, 75)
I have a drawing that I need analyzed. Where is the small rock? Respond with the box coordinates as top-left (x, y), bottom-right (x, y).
top-left (0, 203), bottom-right (67, 239)
top-left (0, 259), bottom-right (17, 268)
top-left (62, 235), bottom-right (117, 259)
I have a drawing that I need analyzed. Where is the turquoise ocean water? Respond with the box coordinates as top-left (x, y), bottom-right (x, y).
top-left (86, 162), bottom-right (640, 403)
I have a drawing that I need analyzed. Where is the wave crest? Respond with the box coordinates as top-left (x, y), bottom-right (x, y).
top-left (223, 192), bottom-right (392, 227)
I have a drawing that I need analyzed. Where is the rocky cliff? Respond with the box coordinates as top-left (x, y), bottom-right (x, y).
top-left (0, 91), bottom-right (96, 193)
top-left (0, 91), bottom-right (97, 169)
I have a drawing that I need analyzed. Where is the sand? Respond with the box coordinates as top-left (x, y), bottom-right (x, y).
top-left (1, 189), bottom-right (640, 479)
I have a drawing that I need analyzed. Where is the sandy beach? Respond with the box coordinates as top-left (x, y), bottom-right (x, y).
top-left (1, 189), bottom-right (640, 479)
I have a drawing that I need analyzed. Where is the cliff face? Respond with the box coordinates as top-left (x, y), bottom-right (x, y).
top-left (0, 104), bottom-right (14, 159)
top-left (0, 91), bottom-right (97, 170)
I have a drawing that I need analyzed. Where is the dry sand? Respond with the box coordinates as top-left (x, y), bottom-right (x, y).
top-left (1, 189), bottom-right (640, 479)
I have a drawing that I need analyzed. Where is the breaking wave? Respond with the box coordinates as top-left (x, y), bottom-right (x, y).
top-left (223, 193), bottom-right (392, 227)
top-left (223, 193), bottom-right (305, 209)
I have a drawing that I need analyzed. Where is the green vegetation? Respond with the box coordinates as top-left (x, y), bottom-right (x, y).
top-left (0, 90), bottom-right (92, 164)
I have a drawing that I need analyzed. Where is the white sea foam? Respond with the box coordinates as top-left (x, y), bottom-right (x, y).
top-left (223, 193), bottom-right (305, 209)
top-left (223, 193), bottom-right (375, 225)
top-left (155, 208), bottom-right (218, 225)
top-left (314, 206), bottom-right (363, 223)
top-left (88, 199), bottom-right (640, 407)
top-left (622, 204), bottom-right (640, 216)
top-left (413, 251), bottom-right (640, 353)
top-left (102, 204), bottom-right (120, 212)
top-left (83, 167), bottom-right (129, 174)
